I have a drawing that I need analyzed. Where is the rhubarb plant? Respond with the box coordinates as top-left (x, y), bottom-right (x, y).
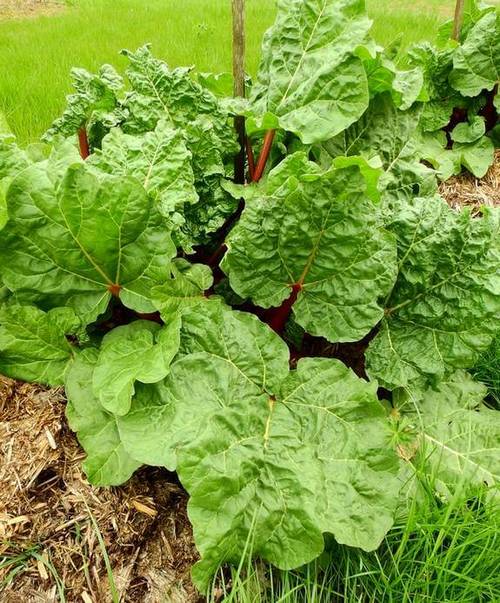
top-left (408, 2), bottom-right (499, 178)
top-left (0, 0), bottom-right (499, 591)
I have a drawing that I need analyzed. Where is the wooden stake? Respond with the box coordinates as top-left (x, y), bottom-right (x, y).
top-left (232, 0), bottom-right (246, 184)
top-left (452, 0), bottom-right (465, 41)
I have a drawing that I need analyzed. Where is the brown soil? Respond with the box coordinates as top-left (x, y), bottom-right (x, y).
top-left (0, 377), bottom-right (201, 603)
top-left (0, 0), bottom-right (65, 20)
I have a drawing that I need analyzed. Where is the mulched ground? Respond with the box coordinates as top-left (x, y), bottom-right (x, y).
top-left (0, 378), bottom-right (201, 603)
top-left (439, 149), bottom-right (500, 213)
top-left (0, 152), bottom-right (498, 601)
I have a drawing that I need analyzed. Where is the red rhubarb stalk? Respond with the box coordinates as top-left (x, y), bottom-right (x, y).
top-left (252, 129), bottom-right (275, 182)
top-left (78, 126), bottom-right (90, 159)
top-left (246, 137), bottom-right (255, 180)
top-left (269, 282), bottom-right (302, 334)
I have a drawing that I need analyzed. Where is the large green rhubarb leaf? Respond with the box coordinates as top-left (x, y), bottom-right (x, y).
top-left (43, 65), bottom-right (123, 144)
top-left (0, 164), bottom-right (175, 323)
top-left (89, 120), bottom-right (198, 219)
top-left (449, 11), bottom-right (500, 97)
top-left (367, 197), bottom-right (500, 390)
top-left (65, 349), bottom-right (142, 486)
top-left (248, 0), bottom-right (372, 143)
top-left (394, 372), bottom-right (500, 502)
top-left (0, 304), bottom-right (80, 385)
top-left (186, 355), bottom-right (399, 588)
top-left (92, 319), bottom-right (181, 416)
top-left (222, 154), bottom-right (397, 343)
top-left (116, 302), bottom-right (399, 589)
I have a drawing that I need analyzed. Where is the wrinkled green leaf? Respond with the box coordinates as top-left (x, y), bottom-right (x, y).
top-left (367, 197), bottom-right (500, 390)
top-left (89, 120), bottom-right (198, 219)
top-left (419, 98), bottom-right (459, 133)
top-left (451, 116), bottom-right (486, 143)
top-left (0, 164), bottom-right (175, 323)
top-left (395, 371), bottom-right (499, 502)
top-left (177, 117), bottom-right (238, 250)
top-left (117, 301), bottom-right (290, 468)
top-left (0, 304), bottom-right (80, 385)
top-left (44, 65), bottom-right (123, 143)
top-left (121, 45), bottom-right (234, 149)
top-left (92, 319), bottom-right (181, 416)
top-left (65, 349), bottom-right (142, 486)
top-left (449, 11), bottom-right (500, 97)
top-left (151, 259), bottom-right (213, 322)
top-left (408, 41), bottom-right (455, 103)
top-left (119, 47), bottom-right (238, 250)
top-left (222, 154), bottom-right (397, 343)
top-left (248, 0), bottom-right (372, 143)
top-left (392, 67), bottom-right (425, 111)
top-left (363, 53), bottom-right (423, 110)
top-left (320, 94), bottom-right (437, 207)
top-left (186, 354), bottom-right (399, 588)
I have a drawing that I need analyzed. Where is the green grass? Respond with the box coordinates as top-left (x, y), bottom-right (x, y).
top-left (473, 333), bottom-right (500, 406)
top-left (0, 0), bottom-right (460, 144)
top-left (208, 487), bottom-right (500, 603)
top-left (0, 543), bottom-right (66, 601)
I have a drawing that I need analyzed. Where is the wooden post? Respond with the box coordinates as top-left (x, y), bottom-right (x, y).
top-left (452, 0), bottom-right (465, 41)
top-left (232, 0), bottom-right (246, 184)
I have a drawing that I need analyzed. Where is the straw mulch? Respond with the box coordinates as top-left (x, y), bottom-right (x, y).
top-left (0, 377), bottom-right (201, 603)
top-left (439, 149), bottom-right (500, 214)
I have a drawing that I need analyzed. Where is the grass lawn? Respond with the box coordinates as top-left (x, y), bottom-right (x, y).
top-left (0, 0), bottom-right (460, 143)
